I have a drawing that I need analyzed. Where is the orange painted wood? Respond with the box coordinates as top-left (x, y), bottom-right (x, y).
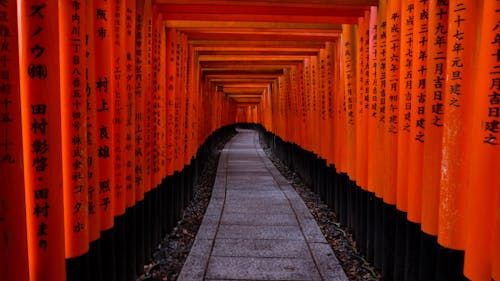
top-left (336, 38), bottom-right (348, 174)
top-left (150, 12), bottom-right (162, 186)
top-left (438, 0), bottom-right (478, 250)
top-left (159, 12), bottom-right (167, 182)
top-left (421, 0), bottom-right (448, 235)
top-left (113, 0), bottom-right (127, 216)
top-left (355, 17), bottom-right (364, 186)
top-left (166, 28), bottom-right (177, 177)
top-left (173, 30), bottom-right (184, 173)
top-left (320, 49), bottom-right (328, 159)
top-left (463, 0), bottom-right (500, 279)
top-left (157, 4), bottom-right (367, 18)
top-left (161, 12), bottom-right (359, 25)
top-left (143, 0), bottom-right (155, 194)
top-left (125, 0), bottom-right (138, 208)
top-left (0, 2), bottom-right (29, 280)
top-left (325, 42), bottom-right (336, 165)
top-left (94, 0), bottom-right (115, 231)
top-left (383, 0), bottom-right (400, 206)
top-left (374, 0), bottom-right (387, 199)
top-left (366, 6), bottom-right (378, 193)
top-left (356, 12), bottom-right (369, 190)
top-left (135, 0), bottom-right (151, 199)
top-left (85, 0), bottom-right (100, 243)
top-left (181, 35), bottom-right (193, 168)
top-left (187, 44), bottom-right (198, 160)
top-left (19, 0), bottom-right (66, 279)
top-left (60, 0), bottom-right (90, 257)
top-left (396, 0), bottom-right (413, 212)
top-left (407, 0), bottom-right (428, 224)
top-left (342, 23), bottom-right (357, 181)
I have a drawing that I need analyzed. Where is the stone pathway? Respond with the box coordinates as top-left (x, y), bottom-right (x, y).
top-left (178, 129), bottom-right (348, 281)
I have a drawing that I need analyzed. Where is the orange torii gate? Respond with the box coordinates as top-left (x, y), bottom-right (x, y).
top-left (1, 1), bottom-right (499, 281)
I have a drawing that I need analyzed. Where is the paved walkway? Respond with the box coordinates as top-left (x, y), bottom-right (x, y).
top-left (178, 129), bottom-right (348, 281)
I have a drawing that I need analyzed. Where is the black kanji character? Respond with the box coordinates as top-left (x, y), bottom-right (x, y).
top-left (37, 221), bottom-right (48, 236)
top-left (32, 155), bottom-right (48, 172)
top-left (27, 64), bottom-right (48, 79)
top-left (30, 44), bottom-right (45, 59)
top-left (100, 197), bottom-right (111, 211)
top-left (99, 179), bottom-right (110, 194)
top-left (73, 222), bottom-right (84, 232)
top-left (31, 118), bottom-right (48, 135)
top-left (38, 239), bottom-right (47, 252)
top-left (32, 104), bottom-right (47, 115)
top-left (73, 202), bottom-right (82, 214)
top-left (34, 188), bottom-right (49, 200)
top-left (33, 202), bottom-right (49, 218)
top-left (98, 145), bottom-right (110, 159)
top-left (32, 139), bottom-right (48, 154)
top-left (99, 125), bottom-right (109, 140)
top-left (29, 3), bottom-right (46, 19)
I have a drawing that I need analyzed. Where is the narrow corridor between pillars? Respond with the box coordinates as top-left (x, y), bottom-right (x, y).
top-left (178, 129), bottom-right (347, 281)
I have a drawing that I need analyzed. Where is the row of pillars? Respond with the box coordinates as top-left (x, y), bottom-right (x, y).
top-left (0, 1), bottom-right (239, 280)
top-left (241, 1), bottom-right (498, 281)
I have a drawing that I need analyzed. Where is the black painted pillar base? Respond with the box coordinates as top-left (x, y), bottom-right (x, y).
top-left (382, 203), bottom-right (396, 281)
top-left (393, 209), bottom-right (407, 281)
top-left (126, 206), bottom-right (137, 281)
top-left (114, 214), bottom-right (126, 281)
top-left (365, 191), bottom-right (375, 263)
top-left (89, 239), bottom-right (102, 281)
top-left (66, 252), bottom-right (90, 281)
top-left (405, 221), bottom-right (421, 281)
top-left (373, 196), bottom-right (384, 271)
top-left (135, 199), bottom-right (145, 275)
top-left (418, 232), bottom-right (437, 281)
top-left (436, 246), bottom-right (468, 281)
top-left (100, 227), bottom-right (116, 281)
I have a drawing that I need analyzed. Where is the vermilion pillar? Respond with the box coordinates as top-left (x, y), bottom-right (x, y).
top-left (19, 1), bottom-right (66, 280)
top-left (366, 6), bottom-right (378, 194)
top-left (421, 0), bottom-right (448, 236)
top-left (59, 0), bottom-right (89, 260)
top-left (464, 1), bottom-right (500, 280)
top-left (0, 2), bottom-right (29, 281)
top-left (407, 0), bottom-right (429, 225)
top-left (94, 0), bottom-right (115, 233)
top-left (342, 23), bottom-right (357, 182)
top-left (85, 0), bottom-right (100, 248)
top-left (438, 0), bottom-right (478, 250)
top-left (397, 0), bottom-right (414, 212)
top-left (374, 0), bottom-right (387, 200)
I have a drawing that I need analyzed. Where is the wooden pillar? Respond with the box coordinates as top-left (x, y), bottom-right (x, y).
top-left (342, 23), bottom-right (357, 182)
top-left (397, 0), bottom-right (414, 213)
top-left (0, 2), bottom-right (29, 281)
top-left (421, 0), bottom-right (448, 236)
top-left (367, 6), bottom-right (378, 194)
top-left (59, 0), bottom-right (90, 278)
top-left (19, 1), bottom-right (66, 280)
top-left (438, 0), bottom-right (478, 250)
top-left (464, 1), bottom-right (500, 280)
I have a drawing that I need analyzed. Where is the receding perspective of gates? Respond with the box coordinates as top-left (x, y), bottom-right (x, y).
top-left (0, 0), bottom-right (498, 281)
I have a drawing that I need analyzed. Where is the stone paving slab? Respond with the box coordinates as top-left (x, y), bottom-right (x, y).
top-left (178, 129), bottom-right (348, 281)
top-left (205, 257), bottom-right (322, 280)
top-left (216, 225), bottom-right (304, 240)
top-left (220, 213), bottom-right (299, 226)
top-left (211, 238), bottom-right (310, 258)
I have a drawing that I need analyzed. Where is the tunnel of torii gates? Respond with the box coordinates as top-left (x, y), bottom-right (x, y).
top-left (0, 0), bottom-right (499, 281)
